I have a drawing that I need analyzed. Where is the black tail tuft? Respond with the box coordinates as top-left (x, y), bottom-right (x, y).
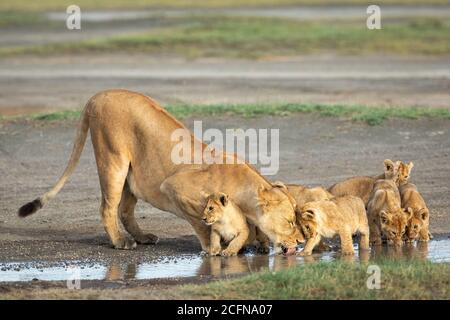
top-left (18, 198), bottom-right (42, 217)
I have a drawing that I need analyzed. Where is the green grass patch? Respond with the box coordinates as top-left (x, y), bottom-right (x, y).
top-left (183, 259), bottom-right (450, 299)
top-left (31, 110), bottom-right (83, 121)
top-left (5, 103), bottom-right (450, 126)
top-left (2, 16), bottom-right (449, 57)
top-left (0, 11), bottom-right (50, 28)
top-left (1, 1), bottom-right (449, 12)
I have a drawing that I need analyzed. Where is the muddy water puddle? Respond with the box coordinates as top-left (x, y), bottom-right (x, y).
top-left (0, 238), bottom-right (449, 283)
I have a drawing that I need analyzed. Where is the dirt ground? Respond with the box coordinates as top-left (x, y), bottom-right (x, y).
top-left (0, 114), bottom-right (449, 298)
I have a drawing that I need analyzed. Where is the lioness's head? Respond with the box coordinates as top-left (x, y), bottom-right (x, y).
top-left (202, 192), bottom-right (229, 225)
top-left (380, 209), bottom-right (412, 246)
top-left (257, 185), bottom-right (304, 254)
top-left (404, 207), bottom-right (428, 242)
top-left (397, 161), bottom-right (414, 186)
top-left (383, 159), bottom-right (401, 182)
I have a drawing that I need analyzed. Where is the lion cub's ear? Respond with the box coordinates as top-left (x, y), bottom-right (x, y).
top-left (417, 208), bottom-right (428, 221)
top-left (301, 210), bottom-right (315, 221)
top-left (383, 159), bottom-right (395, 174)
top-left (216, 192), bottom-right (229, 207)
top-left (272, 181), bottom-right (288, 191)
top-left (407, 161), bottom-right (414, 172)
top-left (380, 210), bottom-right (390, 224)
top-left (404, 207), bottom-right (414, 220)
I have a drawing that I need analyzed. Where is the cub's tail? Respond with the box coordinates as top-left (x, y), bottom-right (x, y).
top-left (18, 106), bottom-right (90, 217)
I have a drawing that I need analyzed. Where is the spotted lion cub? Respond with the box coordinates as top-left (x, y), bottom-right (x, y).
top-left (202, 192), bottom-right (250, 256)
top-left (297, 195), bottom-right (369, 256)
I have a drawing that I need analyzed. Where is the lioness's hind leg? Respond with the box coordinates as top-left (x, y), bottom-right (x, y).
top-left (119, 182), bottom-right (158, 244)
top-left (96, 157), bottom-right (136, 250)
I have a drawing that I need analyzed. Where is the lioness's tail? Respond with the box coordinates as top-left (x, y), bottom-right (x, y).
top-left (18, 106), bottom-right (90, 217)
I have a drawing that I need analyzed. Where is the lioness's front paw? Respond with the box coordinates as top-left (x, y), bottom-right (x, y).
top-left (113, 237), bottom-right (137, 250)
top-left (136, 233), bottom-right (159, 245)
top-left (221, 249), bottom-right (238, 257)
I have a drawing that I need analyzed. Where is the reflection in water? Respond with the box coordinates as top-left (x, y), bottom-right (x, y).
top-left (0, 238), bottom-right (449, 282)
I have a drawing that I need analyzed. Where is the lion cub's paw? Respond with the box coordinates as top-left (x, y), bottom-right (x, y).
top-left (341, 250), bottom-right (354, 256)
top-left (209, 248), bottom-right (221, 256)
top-left (370, 239), bottom-right (382, 246)
top-left (298, 250), bottom-right (311, 256)
top-left (113, 237), bottom-right (137, 250)
top-left (221, 249), bottom-right (238, 257)
top-left (136, 233), bottom-right (159, 245)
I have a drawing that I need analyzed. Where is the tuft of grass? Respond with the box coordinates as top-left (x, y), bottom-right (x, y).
top-left (183, 259), bottom-right (450, 299)
top-left (4, 104), bottom-right (450, 125)
top-left (31, 110), bottom-right (83, 121)
top-left (1, 16), bottom-right (449, 57)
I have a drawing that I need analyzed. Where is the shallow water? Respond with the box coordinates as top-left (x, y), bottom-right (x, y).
top-left (0, 238), bottom-right (448, 283)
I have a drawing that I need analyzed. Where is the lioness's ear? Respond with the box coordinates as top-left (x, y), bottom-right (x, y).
top-left (301, 210), bottom-right (315, 221)
top-left (380, 210), bottom-right (390, 224)
top-left (418, 208), bottom-right (428, 221)
top-left (407, 162), bottom-right (414, 171)
top-left (218, 193), bottom-right (228, 207)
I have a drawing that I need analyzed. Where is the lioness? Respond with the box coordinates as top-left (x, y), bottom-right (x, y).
top-left (18, 89), bottom-right (303, 253)
top-left (328, 159), bottom-right (400, 205)
top-left (399, 183), bottom-right (432, 242)
top-left (202, 192), bottom-right (250, 256)
top-left (367, 179), bottom-right (411, 246)
top-left (297, 195), bottom-right (369, 256)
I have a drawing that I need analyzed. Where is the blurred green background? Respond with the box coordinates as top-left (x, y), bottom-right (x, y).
top-left (1, 0), bottom-right (449, 58)
top-left (1, 0), bottom-right (449, 116)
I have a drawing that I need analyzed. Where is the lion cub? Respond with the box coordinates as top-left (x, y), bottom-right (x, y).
top-left (202, 192), bottom-right (250, 256)
top-left (284, 184), bottom-right (333, 208)
top-left (328, 159), bottom-right (400, 205)
top-left (367, 178), bottom-right (411, 246)
top-left (297, 195), bottom-right (369, 256)
top-left (397, 161), bottom-right (414, 186)
top-left (399, 182), bottom-right (432, 242)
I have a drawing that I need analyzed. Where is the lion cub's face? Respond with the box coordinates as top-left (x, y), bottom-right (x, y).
top-left (380, 209), bottom-right (411, 245)
top-left (257, 186), bottom-right (304, 251)
top-left (397, 161), bottom-right (414, 186)
top-left (405, 208), bottom-right (428, 242)
top-left (202, 192), bottom-right (229, 225)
